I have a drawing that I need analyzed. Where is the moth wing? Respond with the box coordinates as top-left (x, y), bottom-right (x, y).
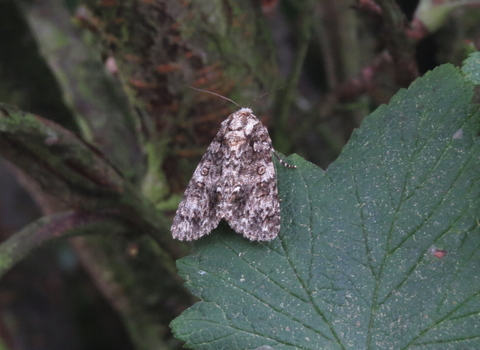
top-left (171, 138), bottom-right (223, 241)
top-left (225, 126), bottom-right (281, 241)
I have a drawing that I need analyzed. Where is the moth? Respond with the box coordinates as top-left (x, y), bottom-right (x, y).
top-left (171, 89), bottom-right (295, 241)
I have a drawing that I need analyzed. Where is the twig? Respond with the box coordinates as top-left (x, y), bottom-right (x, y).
top-left (273, 5), bottom-right (314, 153)
top-left (372, 0), bottom-right (419, 85)
top-left (0, 211), bottom-right (125, 279)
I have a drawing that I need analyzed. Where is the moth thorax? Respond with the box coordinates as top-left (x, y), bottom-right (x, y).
top-left (225, 131), bottom-right (247, 150)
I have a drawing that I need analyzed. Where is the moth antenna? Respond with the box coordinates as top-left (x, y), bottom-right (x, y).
top-left (187, 86), bottom-right (242, 109)
top-left (248, 84), bottom-right (290, 109)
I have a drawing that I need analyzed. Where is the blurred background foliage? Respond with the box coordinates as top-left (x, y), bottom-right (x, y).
top-left (0, 0), bottom-right (479, 349)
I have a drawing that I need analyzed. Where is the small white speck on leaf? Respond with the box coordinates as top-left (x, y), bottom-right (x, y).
top-left (453, 129), bottom-right (463, 139)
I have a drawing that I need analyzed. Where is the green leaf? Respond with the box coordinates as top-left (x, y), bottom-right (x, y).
top-left (462, 51), bottom-right (480, 86)
top-left (170, 64), bottom-right (480, 349)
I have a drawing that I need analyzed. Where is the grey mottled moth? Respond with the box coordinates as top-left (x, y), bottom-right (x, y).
top-left (171, 89), bottom-right (295, 241)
